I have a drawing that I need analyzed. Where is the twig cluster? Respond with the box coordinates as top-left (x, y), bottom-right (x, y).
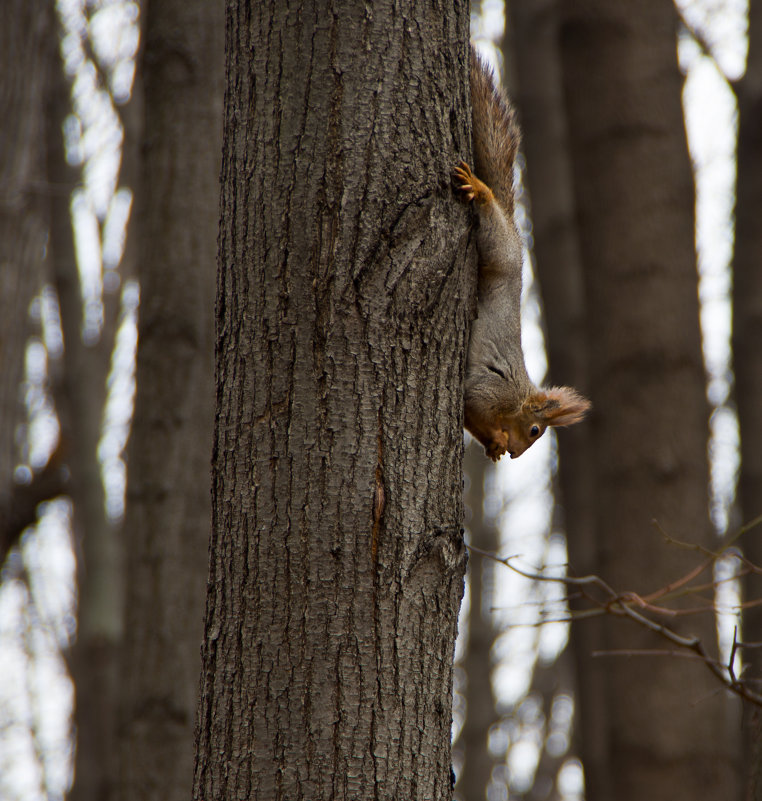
top-left (468, 513), bottom-right (762, 708)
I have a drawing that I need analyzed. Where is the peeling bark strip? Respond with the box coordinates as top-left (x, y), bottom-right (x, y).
top-left (193, 4), bottom-right (472, 801)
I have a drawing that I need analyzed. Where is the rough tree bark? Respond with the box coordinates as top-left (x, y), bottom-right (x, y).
top-left (731, 2), bottom-right (762, 796)
top-left (192, 2), bottom-right (472, 800)
top-left (559, 3), bottom-right (740, 800)
top-left (117, 1), bottom-right (223, 800)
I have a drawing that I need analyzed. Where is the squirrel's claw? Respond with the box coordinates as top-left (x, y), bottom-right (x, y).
top-left (453, 161), bottom-right (493, 205)
top-left (453, 161), bottom-right (476, 202)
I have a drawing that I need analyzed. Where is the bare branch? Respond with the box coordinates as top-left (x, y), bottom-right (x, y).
top-left (0, 444), bottom-right (69, 568)
top-left (673, 1), bottom-right (740, 93)
top-left (466, 522), bottom-right (762, 708)
top-left (675, 4), bottom-right (717, 65)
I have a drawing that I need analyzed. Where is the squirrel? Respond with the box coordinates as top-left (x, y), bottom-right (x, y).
top-left (454, 48), bottom-right (590, 461)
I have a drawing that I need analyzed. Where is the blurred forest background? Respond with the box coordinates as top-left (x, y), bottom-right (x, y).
top-left (1, 1), bottom-right (760, 800)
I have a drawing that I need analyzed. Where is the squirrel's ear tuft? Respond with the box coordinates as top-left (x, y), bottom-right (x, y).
top-left (534, 387), bottom-right (591, 427)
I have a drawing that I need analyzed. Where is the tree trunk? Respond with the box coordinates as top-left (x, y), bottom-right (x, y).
top-left (731, 2), bottom-right (762, 797)
top-left (192, 3), bottom-right (472, 800)
top-left (0, 0), bottom-right (50, 556)
top-left (117, 1), bottom-right (223, 800)
top-left (46, 12), bottom-right (123, 801)
top-left (501, 0), bottom-right (599, 788)
top-left (559, 3), bottom-right (740, 800)
top-left (457, 442), bottom-right (498, 801)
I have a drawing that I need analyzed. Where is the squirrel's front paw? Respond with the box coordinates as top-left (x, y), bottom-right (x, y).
top-left (484, 431), bottom-right (508, 462)
top-left (453, 161), bottom-right (492, 205)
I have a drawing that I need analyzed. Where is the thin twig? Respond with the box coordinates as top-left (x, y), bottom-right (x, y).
top-left (466, 535), bottom-right (762, 708)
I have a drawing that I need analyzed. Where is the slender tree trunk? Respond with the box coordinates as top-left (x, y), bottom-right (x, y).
top-left (731, 2), bottom-right (762, 797)
top-left (46, 13), bottom-right (123, 801)
top-left (559, 3), bottom-right (740, 800)
top-left (524, 655), bottom-right (575, 801)
top-left (502, 0), bottom-right (600, 790)
top-left (117, 2), bottom-right (223, 800)
top-left (0, 0), bottom-right (50, 555)
top-left (458, 442), bottom-right (498, 801)
top-left (192, 3), bottom-right (472, 799)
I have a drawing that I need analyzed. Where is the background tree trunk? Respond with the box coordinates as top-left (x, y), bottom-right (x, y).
top-left (192, 2), bottom-right (472, 799)
top-left (0, 0), bottom-right (51, 557)
top-left (559, 3), bottom-right (740, 800)
top-left (117, 1), bottom-right (223, 800)
top-left (731, 1), bottom-right (762, 796)
top-left (501, 1), bottom-right (600, 788)
top-left (46, 10), bottom-right (124, 801)
top-left (457, 442), bottom-right (498, 801)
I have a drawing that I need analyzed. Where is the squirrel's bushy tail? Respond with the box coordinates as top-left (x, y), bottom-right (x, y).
top-left (470, 46), bottom-right (520, 216)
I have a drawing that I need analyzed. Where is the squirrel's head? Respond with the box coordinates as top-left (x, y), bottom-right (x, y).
top-left (501, 386), bottom-right (591, 459)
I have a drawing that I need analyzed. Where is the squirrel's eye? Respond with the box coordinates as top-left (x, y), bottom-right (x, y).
top-left (530, 425), bottom-right (540, 438)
